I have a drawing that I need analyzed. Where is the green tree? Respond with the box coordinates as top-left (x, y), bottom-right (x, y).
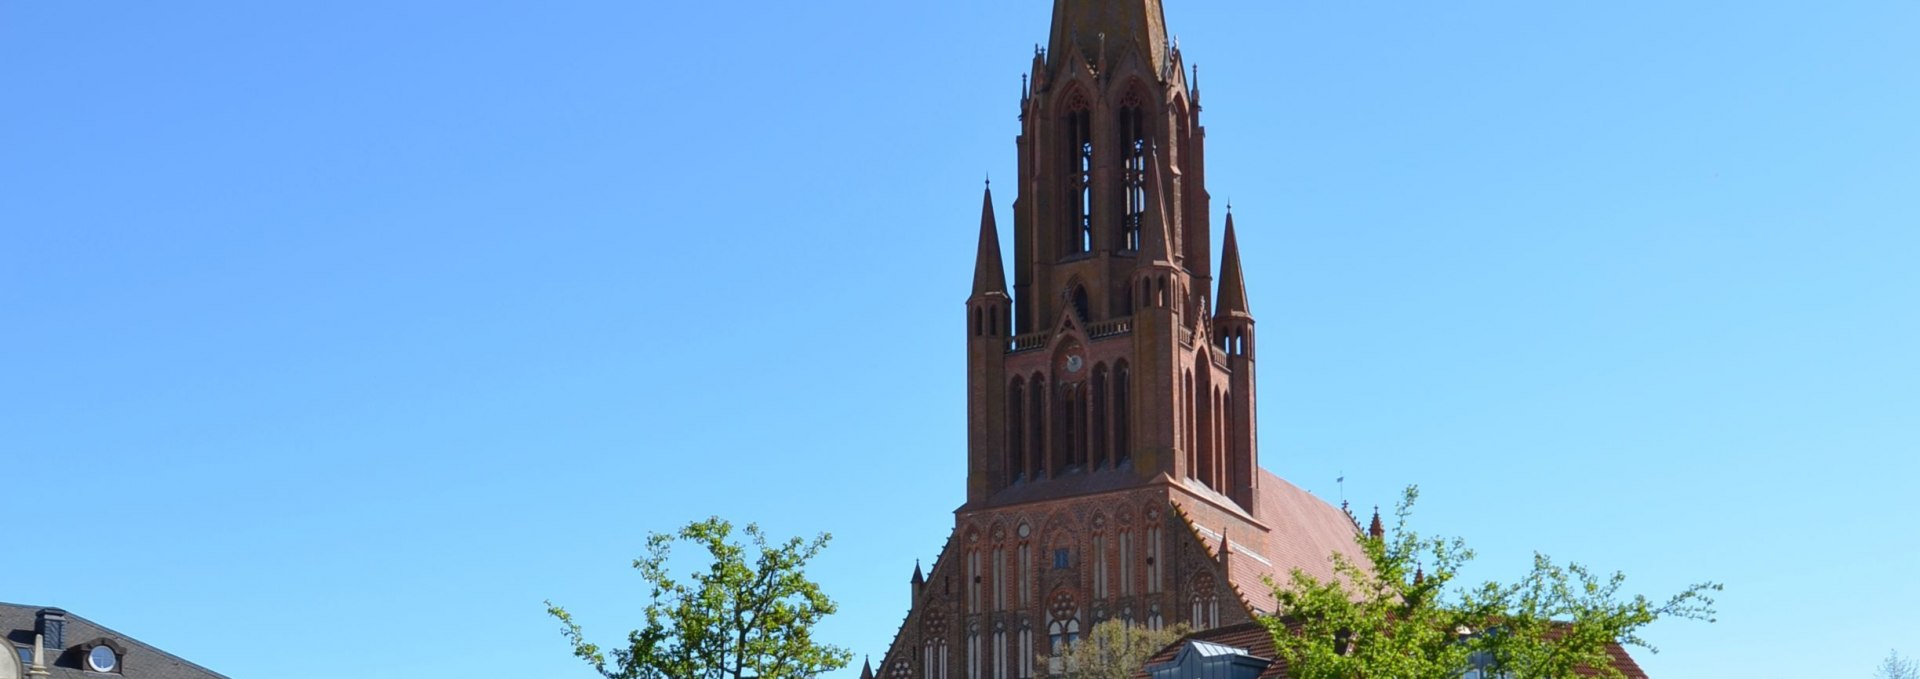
top-left (1045, 620), bottom-right (1192, 679)
top-left (547, 517), bottom-right (853, 679)
top-left (1878, 650), bottom-right (1919, 679)
top-left (1263, 487), bottom-right (1720, 679)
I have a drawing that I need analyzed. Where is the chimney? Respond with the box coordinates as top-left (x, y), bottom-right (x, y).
top-left (35, 610), bottom-right (66, 651)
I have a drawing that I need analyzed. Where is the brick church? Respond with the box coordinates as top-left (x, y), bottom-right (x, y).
top-left (866, 2), bottom-right (1373, 679)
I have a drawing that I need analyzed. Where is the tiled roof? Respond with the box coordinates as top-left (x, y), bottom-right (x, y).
top-left (1175, 470), bottom-right (1372, 615)
top-left (0, 604), bottom-right (228, 679)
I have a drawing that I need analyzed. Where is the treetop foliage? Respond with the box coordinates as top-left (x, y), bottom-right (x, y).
top-left (548, 517), bottom-right (853, 679)
top-left (1264, 487), bottom-right (1721, 679)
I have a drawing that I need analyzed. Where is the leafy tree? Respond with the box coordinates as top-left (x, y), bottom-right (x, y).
top-left (1264, 487), bottom-right (1720, 679)
top-left (1044, 619), bottom-right (1192, 679)
top-left (547, 517), bottom-right (853, 679)
top-left (1878, 650), bottom-right (1919, 679)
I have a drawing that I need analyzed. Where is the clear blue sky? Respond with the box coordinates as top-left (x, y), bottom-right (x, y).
top-left (3, 1), bottom-right (1915, 677)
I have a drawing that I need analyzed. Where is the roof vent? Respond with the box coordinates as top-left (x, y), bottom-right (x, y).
top-left (34, 610), bottom-right (65, 651)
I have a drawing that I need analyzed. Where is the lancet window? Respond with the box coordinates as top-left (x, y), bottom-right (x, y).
top-left (1065, 93), bottom-right (1094, 255)
top-left (1119, 89), bottom-right (1148, 252)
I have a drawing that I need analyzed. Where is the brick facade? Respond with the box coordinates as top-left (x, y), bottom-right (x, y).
top-left (869, 3), bottom-right (1368, 679)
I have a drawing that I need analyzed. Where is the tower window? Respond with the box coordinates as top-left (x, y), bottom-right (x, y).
top-left (1064, 93), bottom-right (1093, 255)
top-left (1119, 90), bottom-right (1148, 252)
top-left (1053, 548), bottom-right (1070, 569)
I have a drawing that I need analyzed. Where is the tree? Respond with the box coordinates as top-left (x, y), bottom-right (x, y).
top-left (1264, 487), bottom-right (1720, 679)
top-left (1878, 650), bottom-right (1919, 679)
top-left (1044, 619), bottom-right (1192, 679)
top-left (547, 517), bottom-right (854, 679)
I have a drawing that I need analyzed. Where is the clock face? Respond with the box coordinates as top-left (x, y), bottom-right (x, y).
top-left (1056, 346), bottom-right (1087, 376)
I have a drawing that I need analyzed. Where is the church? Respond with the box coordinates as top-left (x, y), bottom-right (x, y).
top-left (865, 2), bottom-right (1376, 678)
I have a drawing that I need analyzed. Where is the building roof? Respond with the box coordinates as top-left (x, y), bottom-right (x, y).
top-left (1174, 470), bottom-right (1372, 615)
top-left (1134, 620), bottom-right (1652, 679)
top-left (0, 604), bottom-right (228, 679)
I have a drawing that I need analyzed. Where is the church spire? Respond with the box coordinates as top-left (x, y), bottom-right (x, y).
top-left (1216, 210), bottom-right (1251, 318)
top-left (1140, 144), bottom-right (1176, 265)
top-left (971, 184), bottom-right (1008, 298)
top-left (1048, 0), bottom-right (1170, 75)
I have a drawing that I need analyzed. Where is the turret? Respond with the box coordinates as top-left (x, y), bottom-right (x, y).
top-left (1215, 210), bottom-right (1259, 507)
top-left (967, 184), bottom-right (1013, 503)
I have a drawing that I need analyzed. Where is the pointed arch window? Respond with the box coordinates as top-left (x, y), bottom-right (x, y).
top-left (1113, 362), bottom-right (1131, 466)
top-left (1047, 591), bottom-right (1082, 654)
top-left (1119, 89), bottom-right (1148, 252)
top-left (1008, 378), bottom-right (1025, 485)
top-left (1091, 364), bottom-right (1109, 469)
top-left (1030, 373), bottom-right (1047, 479)
top-left (1063, 93), bottom-right (1094, 255)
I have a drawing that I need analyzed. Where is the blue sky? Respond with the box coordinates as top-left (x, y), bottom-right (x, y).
top-left (2, 1), bottom-right (1915, 678)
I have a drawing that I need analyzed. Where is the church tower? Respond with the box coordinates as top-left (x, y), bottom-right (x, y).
top-left (880, 3), bottom-right (1365, 679)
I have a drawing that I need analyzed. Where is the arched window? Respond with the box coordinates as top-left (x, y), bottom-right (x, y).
top-left (1113, 362), bottom-right (1131, 465)
top-left (1064, 92), bottom-right (1093, 255)
top-left (1223, 389), bottom-right (1235, 492)
top-left (1071, 285), bottom-right (1091, 322)
top-left (1047, 591), bottom-right (1081, 653)
top-left (1184, 370), bottom-right (1197, 479)
top-left (991, 620), bottom-right (1008, 679)
top-left (1030, 374), bottom-right (1047, 479)
top-left (1008, 379), bottom-right (1025, 485)
top-left (1119, 88), bottom-right (1148, 252)
top-left (1191, 574), bottom-right (1220, 630)
top-left (1091, 365), bottom-right (1109, 469)
top-left (973, 308), bottom-right (982, 337)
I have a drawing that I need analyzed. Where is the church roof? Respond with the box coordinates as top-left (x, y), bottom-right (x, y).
top-left (1173, 471), bottom-right (1371, 616)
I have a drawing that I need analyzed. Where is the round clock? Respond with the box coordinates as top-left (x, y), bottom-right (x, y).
top-left (1055, 346), bottom-right (1088, 376)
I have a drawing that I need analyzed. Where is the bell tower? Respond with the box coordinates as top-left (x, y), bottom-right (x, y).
top-left (966, 0), bottom-right (1256, 510)
top-left (877, 5), bottom-right (1374, 679)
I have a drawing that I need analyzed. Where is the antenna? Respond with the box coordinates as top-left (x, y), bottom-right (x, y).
top-left (1337, 471), bottom-right (1347, 507)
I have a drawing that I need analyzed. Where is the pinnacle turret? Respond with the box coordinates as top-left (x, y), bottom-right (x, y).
top-left (1140, 145), bottom-right (1176, 266)
top-left (1216, 211), bottom-right (1251, 318)
top-left (971, 184), bottom-right (1008, 298)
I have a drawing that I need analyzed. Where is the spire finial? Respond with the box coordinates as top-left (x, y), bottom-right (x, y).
top-left (1368, 506), bottom-right (1385, 540)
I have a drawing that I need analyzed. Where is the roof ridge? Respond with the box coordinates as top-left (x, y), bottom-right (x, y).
top-left (0, 603), bottom-right (231, 679)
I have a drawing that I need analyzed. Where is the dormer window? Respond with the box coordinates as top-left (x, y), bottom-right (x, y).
top-left (87, 645), bottom-right (118, 673)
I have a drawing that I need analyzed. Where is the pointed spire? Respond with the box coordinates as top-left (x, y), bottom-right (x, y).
top-left (911, 559), bottom-right (925, 585)
top-left (861, 657), bottom-right (875, 679)
top-left (972, 184), bottom-right (1009, 297)
top-left (1215, 210), bottom-right (1251, 317)
top-left (1368, 507), bottom-right (1385, 540)
top-left (1140, 144), bottom-right (1175, 265)
top-left (1049, 0), bottom-right (1170, 76)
